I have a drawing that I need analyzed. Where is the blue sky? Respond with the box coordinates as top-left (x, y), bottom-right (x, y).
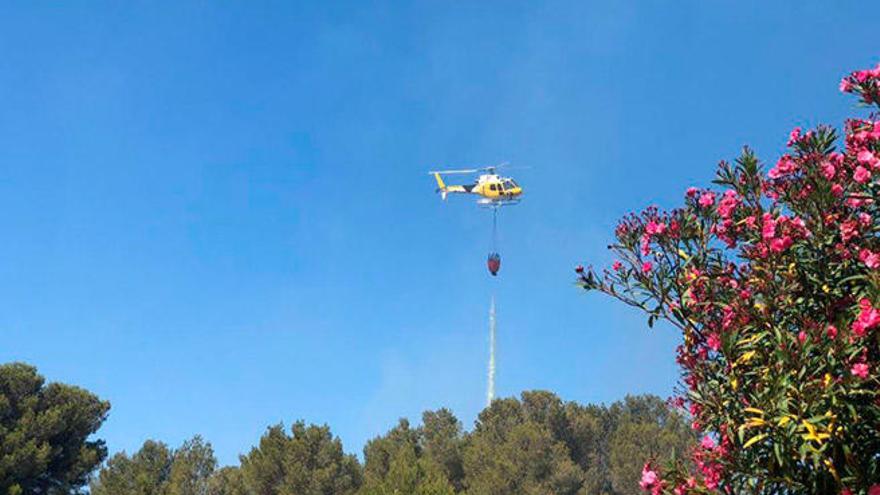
top-left (0, 2), bottom-right (876, 466)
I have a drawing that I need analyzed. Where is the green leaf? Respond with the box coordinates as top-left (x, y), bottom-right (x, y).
top-left (743, 433), bottom-right (768, 449)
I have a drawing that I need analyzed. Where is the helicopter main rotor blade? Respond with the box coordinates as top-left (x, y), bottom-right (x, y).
top-left (427, 168), bottom-right (480, 175)
top-left (429, 162), bottom-right (530, 175)
top-left (482, 162), bottom-right (529, 173)
top-left (487, 162), bottom-right (532, 171)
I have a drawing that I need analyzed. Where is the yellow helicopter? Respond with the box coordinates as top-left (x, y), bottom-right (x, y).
top-left (429, 165), bottom-right (523, 207)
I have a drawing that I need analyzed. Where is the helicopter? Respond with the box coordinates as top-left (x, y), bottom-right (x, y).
top-left (429, 165), bottom-right (523, 208)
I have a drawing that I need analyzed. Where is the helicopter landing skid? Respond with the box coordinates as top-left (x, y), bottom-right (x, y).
top-left (477, 198), bottom-right (521, 209)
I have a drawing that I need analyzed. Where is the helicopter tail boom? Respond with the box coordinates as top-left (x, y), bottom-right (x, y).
top-left (433, 172), bottom-right (470, 200)
top-left (432, 172), bottom-right (447, 192)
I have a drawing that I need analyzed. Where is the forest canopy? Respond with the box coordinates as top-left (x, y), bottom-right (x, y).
top-left (89, 390), bottom-right (693, 495)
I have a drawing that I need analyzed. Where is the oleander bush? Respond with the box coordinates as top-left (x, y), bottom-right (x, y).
top-left (577, 62), bottom-right (880, 494)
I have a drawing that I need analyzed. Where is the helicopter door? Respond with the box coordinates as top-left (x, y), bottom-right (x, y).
top-left (502, 181), bottom-right (514, 196)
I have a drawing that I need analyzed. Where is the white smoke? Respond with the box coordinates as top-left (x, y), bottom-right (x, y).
top-left (487, 295), bottom-right (496, 407)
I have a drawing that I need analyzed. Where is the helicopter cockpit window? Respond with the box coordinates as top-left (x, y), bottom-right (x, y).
top-left (503, 181), bottom-right (515, 190)
top-left (490, 184), bottom-right (498, 192)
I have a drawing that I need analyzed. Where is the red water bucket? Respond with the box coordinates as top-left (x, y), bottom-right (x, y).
top-left (487, 253), bottom-right (501, 276)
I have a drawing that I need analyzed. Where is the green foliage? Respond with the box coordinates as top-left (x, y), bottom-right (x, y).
top-left (606, 396), bottom-right (693, 495)
top-left (206, 467), bottom-right (246, 495)
top-left (363, 419), bottom-right (422, 485)
top-left (360, 414), bottom-right (460, 495)
top-left (169, 437), bottom-right (218, 495)
top-left (0, 362), bottom-right (109, 494)
top-left (578, 64), bottom-right (880, 493)
top-left (239, 421), bottom-right (362, 495)
top-left (91, 440), bottom-right (174, 495)
top-left (463, 392), bottom-right (582, 495)
top-left (420, 409), bottom-right (466, 491)
top-left (91, 436), bottom-right (216, 495)
top-left (361, 442), bottom-right (454, 495)
top-left (357, 392), bottom-right (692, 495)
top-left (464, 407), bottom-right (584, 494)
top-left (23, 365), bottom-right (683, 495)
top-left (461, 392), bottom-right (693, 495)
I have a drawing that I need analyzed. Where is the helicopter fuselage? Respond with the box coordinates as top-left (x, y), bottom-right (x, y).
top-left (470, 174), bottom-right (523, 201)
top-left (431, 170), bottom-right (523, 206)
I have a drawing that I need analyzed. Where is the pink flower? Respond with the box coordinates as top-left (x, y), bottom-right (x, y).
top-left (698, 192), bottom-right (716, 208)
top-left (854, 165), bottom-right (871, 183)
top-left (798, 331), bottom-right (807, 344)
top-left (641, 261), bottom-right (653, 274)
top-left (847, 196), bottom-right (873, 208)
top-left (639, 464), bottom-right (659, 490)
top-left (852, 298), bottom-right (880, 337)
top-left (787, 127), bottom-right (802, 146)
top-left (769, 155), bottom-right (797, 179)
top-left (840, 220), bottom-right (859, 243)
top-left (858, 150), bottom-right (878, 168)
top-left (851, 362), bottom-right (869, 379)
top-left (841, 488), bottom-right (853, 495)
top-left (859, 248), bottom-right (880, 269)
top-left (821, 161), bottom-right (836, 179)
top-left (645, 221), bottom-right (667, 236)
top-left (706, 333), bottom-right (721, 352)
top-left (700, 435), bottom-right (715, 450)
top-left (612, 260), bottom-right (623, 271)
top-left (681, 478), bottom-right (697, 494)
top-left (640, 235), bottom-right (651, 256)
top-left (686, 187), bottom-right (699, 198)
top-left (770, 236), bottom-right (793, 253)
top-left (762, 213), bottom-right (777, 240)
top-left (827, 325), bottom-right (838, 340)
top-left (791, 216), bottom-right (810, 237)
top-left (717, 190), bottom-right (740, 219)
top-left (700, 460), bottom-right (723, 490)
top-left (868, 485), bottom-right (880, 495)
top-left (832, 183), bottom-right (844, 196)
